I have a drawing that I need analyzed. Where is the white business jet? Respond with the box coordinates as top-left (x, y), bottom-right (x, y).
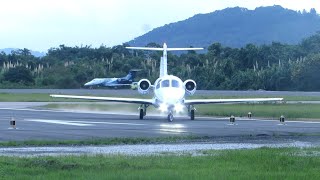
top-left (50, 43), bottom-right (283, 122)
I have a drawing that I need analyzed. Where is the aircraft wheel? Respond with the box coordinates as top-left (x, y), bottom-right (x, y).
top-left (190, 109), bottom-right (195, 120)
top-left (167, 113), bottom-right (174, 122)
top-left (139, 109), bottom-right (144, 120)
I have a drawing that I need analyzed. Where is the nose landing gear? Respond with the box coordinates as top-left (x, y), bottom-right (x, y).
top-left (167, 105), bottom-right (175, 122)
top-left (167, 112), bottom-right (174, 122)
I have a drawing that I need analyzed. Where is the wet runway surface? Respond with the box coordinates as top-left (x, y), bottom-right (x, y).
top-left (1, 107), bottom-right (320, 142)
top-left (1, 91), bottom-right (320, 155)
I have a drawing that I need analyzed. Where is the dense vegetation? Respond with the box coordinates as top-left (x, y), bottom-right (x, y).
top-left (129, 5), bottom-right (320, 48)
top-left (1, 32), bottom-right (320, 91)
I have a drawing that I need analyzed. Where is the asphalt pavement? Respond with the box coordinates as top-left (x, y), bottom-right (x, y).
top-left (1, 104), bottom-right (320, 141)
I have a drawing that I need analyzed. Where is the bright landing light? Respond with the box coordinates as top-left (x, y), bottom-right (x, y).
top-left (159, 103), bottom-right (168, 112)
top-left (159, 103), bottom-right (184, 113)
top-left (174, 103), bottom-right (184, 113)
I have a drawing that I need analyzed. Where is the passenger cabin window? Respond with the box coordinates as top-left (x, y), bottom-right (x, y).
top-left (172, 80), bottom-right (180, 88)
top-left (161, 80), bottom-right (170, 87)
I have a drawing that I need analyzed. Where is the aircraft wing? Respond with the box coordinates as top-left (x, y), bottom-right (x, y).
top-left (184, 98), bottom-right (283, 105)
top-left (50, 94), bottom-right (154, 105)
top-left (104, 78), bottom-right (116, 83)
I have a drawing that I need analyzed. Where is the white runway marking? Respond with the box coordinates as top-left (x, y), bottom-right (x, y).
top-left (159, 124), bottom-right (187, 133)
top-left (24, 119), bottom-right (94, 126)
top-left (24, 119), bottom-right (145, 126)
top-left (71, 121), bottom-right (145, 126)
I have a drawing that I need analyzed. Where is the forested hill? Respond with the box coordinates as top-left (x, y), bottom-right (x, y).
top-left (128, 5), bottom-right (320, 48)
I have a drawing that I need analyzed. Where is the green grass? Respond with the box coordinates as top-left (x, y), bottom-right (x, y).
top-left (189, 95), bottom-right (320, 101)
top-left (43, 103), bottom-right (320, 119)
top-left (0, 147), bottom-right (319, 179)
top-left (0, 136), bottom-right (206, 147)
top-left (197, 103), bottom-right (320, 119)
top-left (0, 93), bottom-right (70, 102)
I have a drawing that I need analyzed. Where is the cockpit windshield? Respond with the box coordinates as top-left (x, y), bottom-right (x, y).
top-left (161, 80), bottom-right (170, 87)
top-left (172, 80), bottom-right (180, 88)
top-left (157, 78), bottom-right (181, 88)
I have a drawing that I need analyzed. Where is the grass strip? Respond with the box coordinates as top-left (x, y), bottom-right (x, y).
top-left (0, 136), bottom-right (208, 147)
top-left (197, 103), bottom-right (320, 119)
top-left (0, 93), bottom-right (76, 102)
top-left (0, 147), bottom-right (319, 179)
top-left (188, 95), bottom-right (320, 101)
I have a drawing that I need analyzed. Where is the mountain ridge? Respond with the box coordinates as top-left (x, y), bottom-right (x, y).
top-left (128, 5), bottom-right (320, 48)
top-left (0, 48), bottom-right (45, 57)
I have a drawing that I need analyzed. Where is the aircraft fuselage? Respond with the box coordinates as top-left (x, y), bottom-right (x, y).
top-left (153, 75), bottom-right (185, 113)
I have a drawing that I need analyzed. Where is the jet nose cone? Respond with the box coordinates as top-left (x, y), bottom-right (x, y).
top-left (84, 82), bottom-right (91, 86)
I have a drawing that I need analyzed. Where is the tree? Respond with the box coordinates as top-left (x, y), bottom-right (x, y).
top-left (310, 8), bottom-right (317, 15)
top-left (3, 66), bottom-right (34, 85)
top-left (301, 33), bottom-right (320, 55)
top-left (208, 43), bottom-right (222, 57)
top-left (292, 53), bottom-right (320, 90)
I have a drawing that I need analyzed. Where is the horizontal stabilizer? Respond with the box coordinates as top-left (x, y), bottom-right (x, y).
top-left (126, 43), bottom-right (203, 78)
top-left (126, 47), bottom-right (203, 51)
top-left (126, 47), bottom-right (163, 51)
top-left (167, 48), bottom-right (203, 51)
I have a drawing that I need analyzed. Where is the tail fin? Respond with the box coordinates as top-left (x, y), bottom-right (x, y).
top-left (124, 69), bottom-right (140, 80)
top-left (126, 43), bottom-right (203, 77)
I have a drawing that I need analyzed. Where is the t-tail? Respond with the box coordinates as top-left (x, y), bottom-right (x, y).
top-left (126, 43), bottom-right (203, 78)
top-left (124, 70), bottom-right (139, 81)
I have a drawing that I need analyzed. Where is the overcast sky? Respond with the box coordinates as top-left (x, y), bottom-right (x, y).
top-left (0, 0), bottom-right (319, 52)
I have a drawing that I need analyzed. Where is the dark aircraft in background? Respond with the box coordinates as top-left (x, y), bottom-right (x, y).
top-left (84, 70), bottom-right (139, 88)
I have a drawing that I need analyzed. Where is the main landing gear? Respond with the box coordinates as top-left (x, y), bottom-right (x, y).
top-left (167, 112), bottom-right (174, 122)
top-left (139, 104), bottom-right (196, 122)
top-left (139, 104), bottom-right (148, 120)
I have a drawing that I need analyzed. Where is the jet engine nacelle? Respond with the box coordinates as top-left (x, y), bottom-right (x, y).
top-left (138, 79), bottom-right (151, 94)
top-left (184, 79), bottom-right (196, 95)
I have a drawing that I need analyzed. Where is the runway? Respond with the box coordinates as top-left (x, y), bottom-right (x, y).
top-left (1, 104), bottom-right (320, 142)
